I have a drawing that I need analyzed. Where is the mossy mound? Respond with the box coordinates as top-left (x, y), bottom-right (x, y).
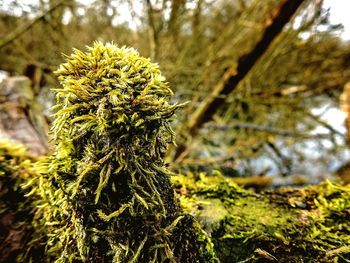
top-left (173, 173), bottom-right (350, 262)
top-left (21, 42), bottom-right (217, 262)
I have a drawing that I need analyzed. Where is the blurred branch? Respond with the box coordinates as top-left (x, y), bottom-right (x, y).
top-left (168, 0), bottom-right (185, 37)
top-left (145, 0), bottom-right (159, 60)
top-left (206, 121), bottom-right (333, 139)
top-left (176, 156), bottom-right (235, 166)
top-left (306, 112), bottom-right (344, 137)
top-left (171, 0), bottom-right (305, 162)
top-left (264, 141), bottom-right (291, 176)
top-left (0, 0), bottom-right (65, 50)
top-left (191, 0), bottom-right (203, 35)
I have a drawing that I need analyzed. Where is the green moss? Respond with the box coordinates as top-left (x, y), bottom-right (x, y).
top-left (23, 42), bottom-right (217, 262)
top-left (0, 140), bottom-right (38, 262)
top-left (173, 173), bottom-right (350, 262)
top-left (0, 139), bottom-right (36, 220)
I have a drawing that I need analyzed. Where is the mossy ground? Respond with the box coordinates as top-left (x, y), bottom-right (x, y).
top-left (0, 140), bottom-right (38, 262)
top-left (1, 139), bottom-right (350, 262)
top-left (173, 172), bottom-right (350, 262)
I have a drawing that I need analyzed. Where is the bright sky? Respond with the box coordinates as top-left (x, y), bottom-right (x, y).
top-left (323, 0), bottom-right (350, 40)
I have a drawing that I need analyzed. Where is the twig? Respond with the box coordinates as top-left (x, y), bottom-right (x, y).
top-left (205, 121), bottom-right (333, 139)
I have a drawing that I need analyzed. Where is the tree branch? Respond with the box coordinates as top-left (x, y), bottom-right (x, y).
top-left (0, 0), bottom-right (65, 50)
top-left (206, 121), bottom-right (333, 139)
top-left (172, 0), bottom-right (305, 161)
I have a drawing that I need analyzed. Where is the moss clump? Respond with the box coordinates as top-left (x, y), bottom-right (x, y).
top-left (25, 42), bottom-right (217, 262)
top-left (173, 173), bottom-right (350, 262)
top-left (0, 140), bottom-right (38, 262)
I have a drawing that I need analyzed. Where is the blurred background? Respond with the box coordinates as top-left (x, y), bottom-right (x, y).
top-left (1, 0), bottom-right (350, 189)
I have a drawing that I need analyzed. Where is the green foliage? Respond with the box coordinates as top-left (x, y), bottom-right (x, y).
top-left (24, 42), bottom-right (217, 262)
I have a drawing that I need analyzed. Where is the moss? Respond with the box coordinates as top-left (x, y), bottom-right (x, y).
top-left (0, 140), bottom-right (38, 262)
top-left (22, 42), bottom-right (217, 262)
top-left (173, 173), bottom-right (350, 262)
top-left (7, 41), bottom-right (350, 262)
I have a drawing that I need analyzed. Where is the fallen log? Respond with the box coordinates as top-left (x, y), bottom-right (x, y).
top-left (173, 173), bottom-right (350, 262)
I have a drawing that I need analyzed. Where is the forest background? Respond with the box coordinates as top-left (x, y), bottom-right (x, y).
top-left (1, 0), bottom-right (350, 188)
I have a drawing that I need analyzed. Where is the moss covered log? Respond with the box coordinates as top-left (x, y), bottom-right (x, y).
top-left (173, 173), bottom-right (350, 262)
top-left (22, 42), bottom-right (217, 262)
top-left (2, 137), bottom-right (350, 262)
top-left (2, 42), bottom-right (350, 263)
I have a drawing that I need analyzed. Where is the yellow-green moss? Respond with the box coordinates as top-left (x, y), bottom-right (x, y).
top-left (173, 173), bottom-right (350, 262)
top-left (0, 140), bottom-right (39, 261)
top-left (0, 139), bottom-right (36, 216)
top-left (23, 42), bottom-right (217, 262)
